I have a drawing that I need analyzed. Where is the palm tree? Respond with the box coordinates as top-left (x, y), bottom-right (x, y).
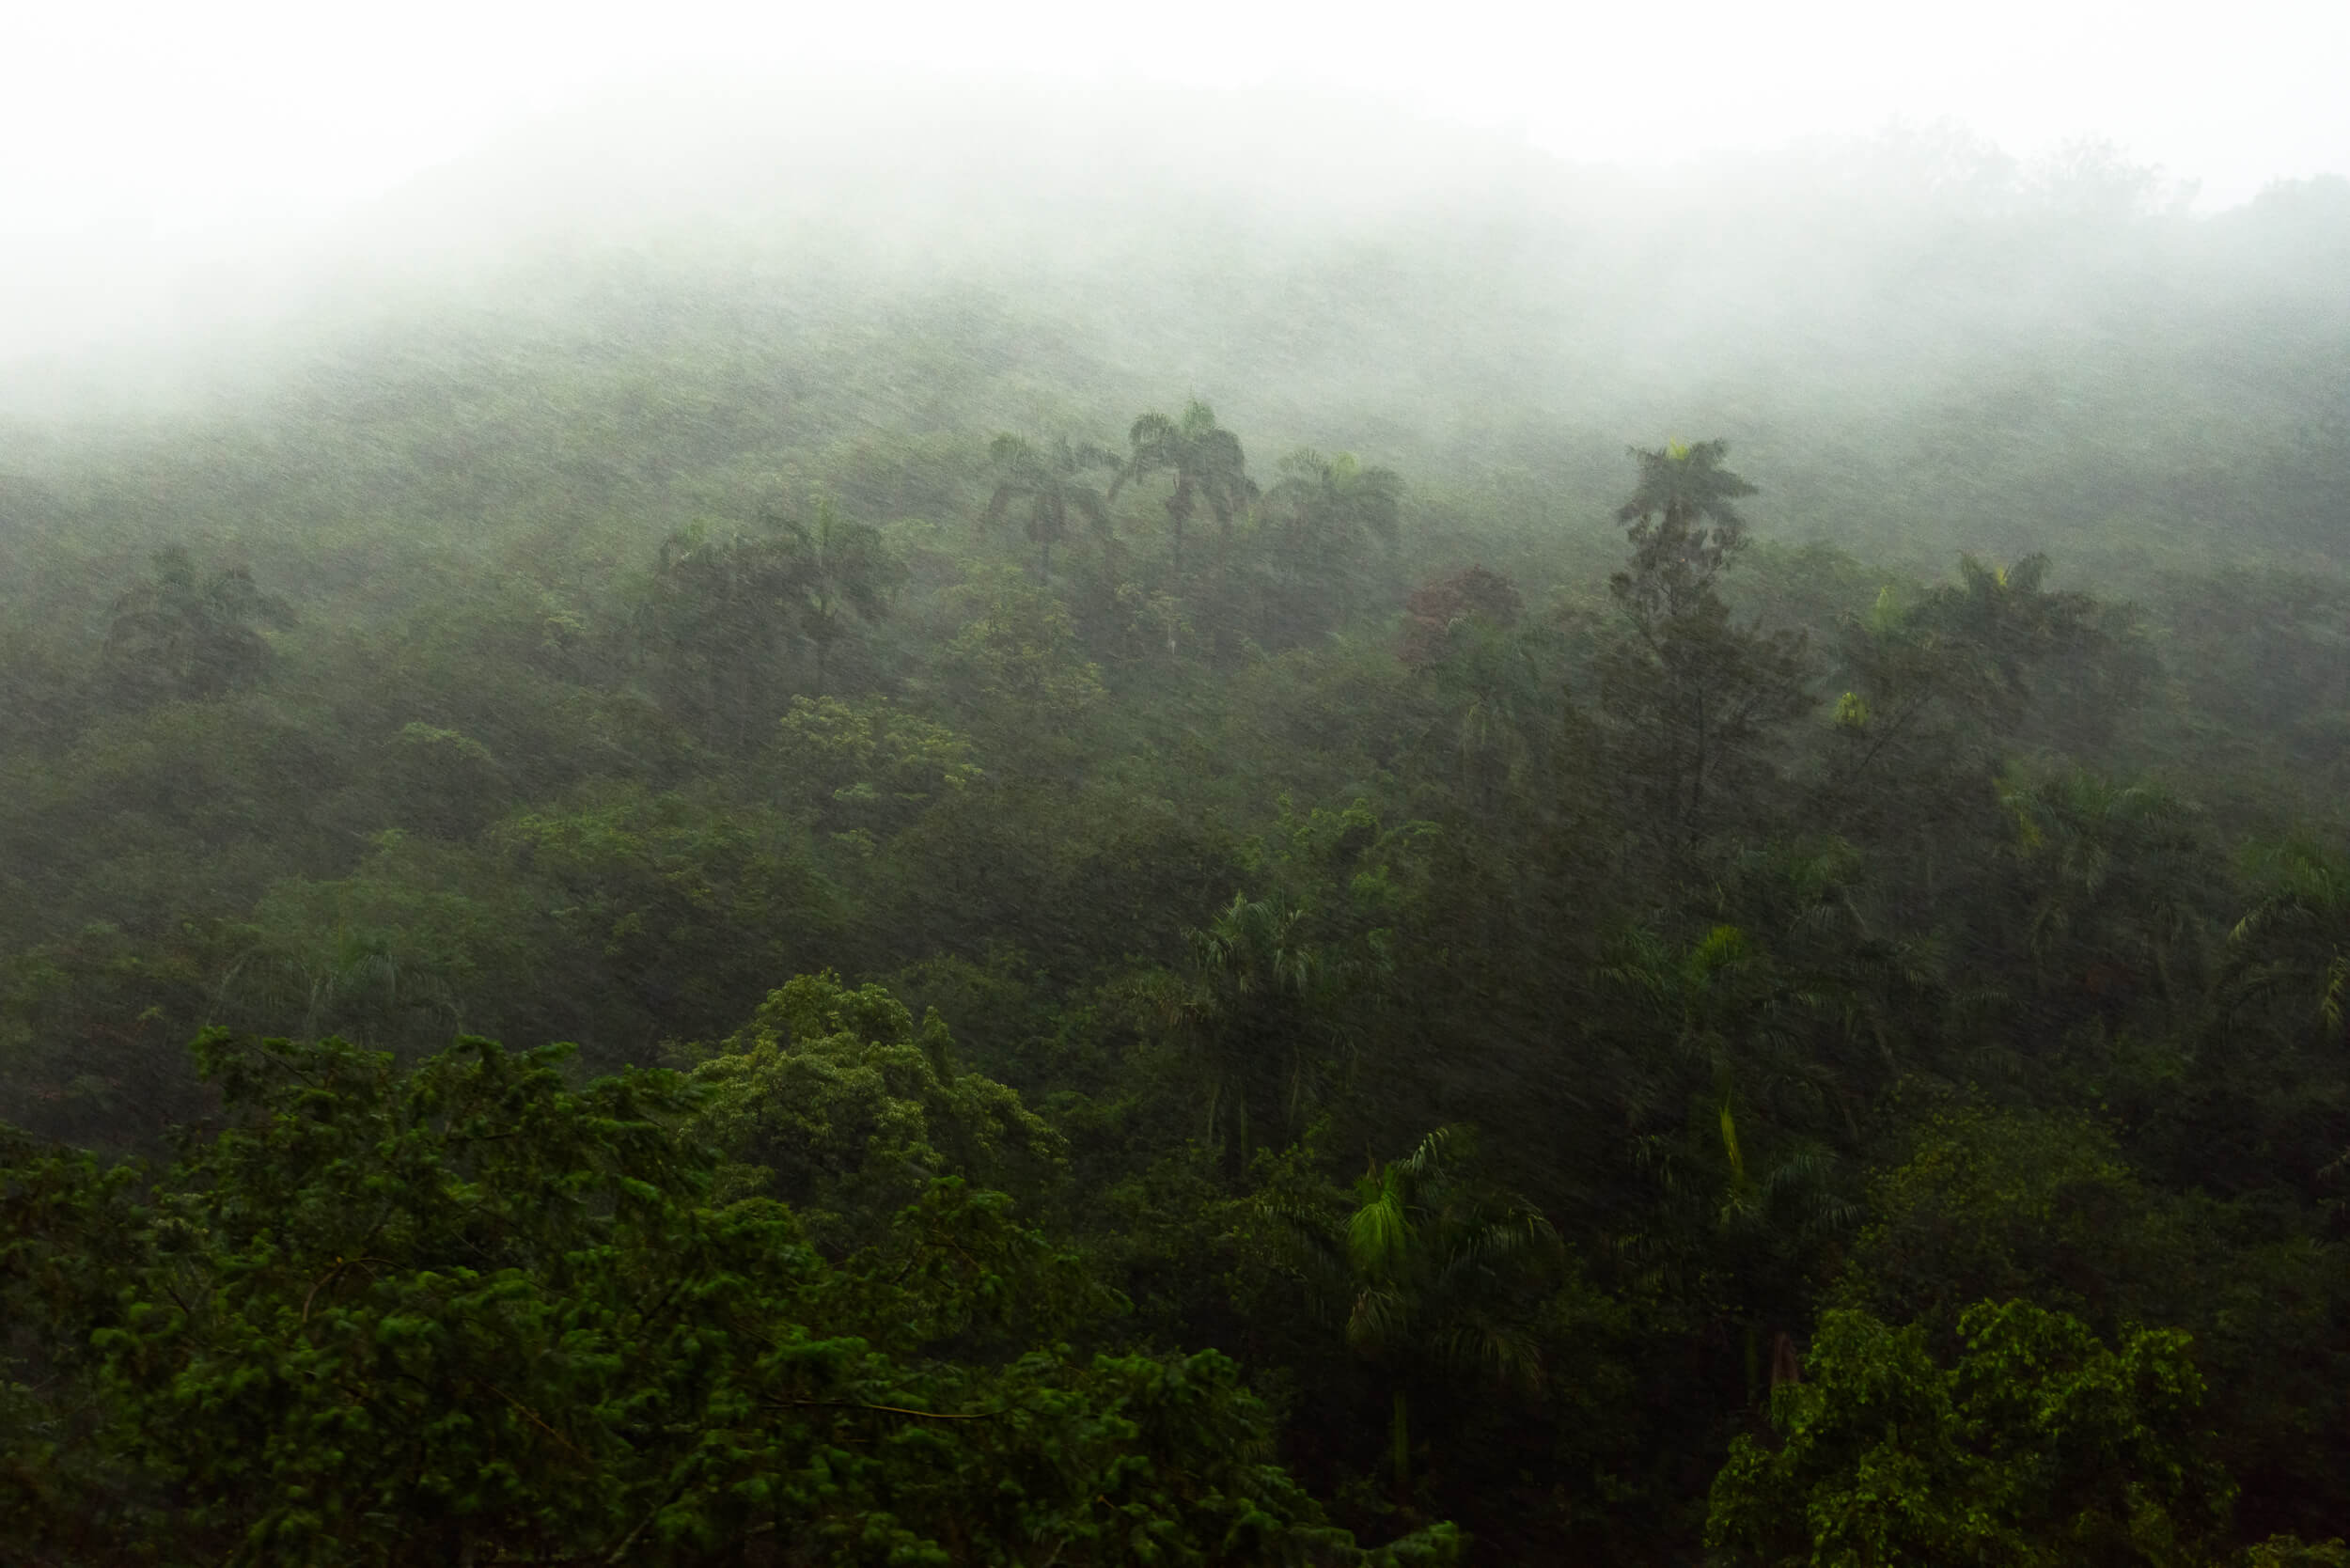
top-left (1110, 400), bottom-right (1257, 579)
top-left (636, 521), bottom-right (800, 747)
top-left (1271, 1127), bottom-right (1558, 1508)
top-left (1609, 438), bottom-right (1759, 632)
top-left (1601, 441), bottom-right (1809, 830)
top-left (2226, 842), bottom-right (2350, 1047)
top-left (212, 926), bottom-right (459, 1047)
top-left (634, 500), bottom-right (899, 738)
top-left (1604, 924), bottom-right (1811, 1158)
top-left (104, 544), bottom-right (294, 705)
top-left (1935, 554), bottom-right (2097, 729)
top-left (1262, 448), bottom-right (1403, 629)
top-left (982, 434), bottom-right (1117, 584)
top-left (777, 496), bottom-right (904, 697)
top-left (1996, 765), bottom-right (2210, 1007)
top-left (1598, 922), bottom-right (1860, 1397)
top-left (1162, 892), bottom-right (1352, 1162)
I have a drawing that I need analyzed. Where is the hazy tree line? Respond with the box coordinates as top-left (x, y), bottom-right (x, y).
top-left (3, 115), bottom-right (2349, 1565)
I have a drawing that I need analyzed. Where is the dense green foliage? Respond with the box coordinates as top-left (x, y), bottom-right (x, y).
top-left (2, 1015), bottom-right (1457, 1564)
top-left (3, 102), bottom-right (2348, 1562)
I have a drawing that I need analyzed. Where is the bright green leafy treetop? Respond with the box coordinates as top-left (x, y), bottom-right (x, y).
top-left (679, 970), bottom-right (1063, 1242)
top-left (1707, 1299), bottom-right (2233, 1568)
top-left (0, 1003), bottom-right (1461, 1568)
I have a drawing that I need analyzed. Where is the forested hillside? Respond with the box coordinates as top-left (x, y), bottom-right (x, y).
top-left (3, 90), bottom-right (2347, 1565)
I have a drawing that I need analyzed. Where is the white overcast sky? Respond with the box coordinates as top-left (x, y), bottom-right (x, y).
top-left (2, 0), bottom-right (2345, 250)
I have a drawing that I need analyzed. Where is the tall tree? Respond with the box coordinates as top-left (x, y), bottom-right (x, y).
top-left (775, 496), bottom-right (903, 697)
top-left (1401, 566), bottom-right (1523, 673)
top-left (1707, 1302), bottom-right (2235, 1568)
top-left (1995, 764), bottom-right (2213, 1011)
top-left (1598, 921), bottom-right (1859, 1399)
top-left (1400, 566), bottom-right (1549, 823)
top-left (1609, 438), bottom-right (1758, 628)
top-left (2226, 842), bottom-right (2350, 1049)
top-left (1262, 447), bottom-right (1404, 632)
top-left (1821, 557), bottom-right (2152, 927)
top-left (1830, 554), bottom-right (2130, 784)
top-left (1161, 892), bottom-right (1349, 1163)
top-left (1110, 400), bottom-right (1256, 579)
top-left (102, 544), bottom-right (293, 706)
top-left (1268, 1128), bottom-right (1559, 1509)
top-left (1600, 441), bottom-right (1810, 832)
top-left (634, 520), bottom-right (802, 748)
top-left (636, 502), bottom-right (901, 739)
top-left (982, 434), bottom-right (1117, 584)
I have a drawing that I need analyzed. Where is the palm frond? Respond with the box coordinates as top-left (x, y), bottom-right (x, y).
top-left (1347, 1179), bottom-right (1415, 1278)
top-left (1346, 1281), bottom-right (1413, 1358)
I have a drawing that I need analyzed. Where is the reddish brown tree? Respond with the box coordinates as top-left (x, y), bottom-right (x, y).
top-left (1401, 565), bottom-right (1523, 669)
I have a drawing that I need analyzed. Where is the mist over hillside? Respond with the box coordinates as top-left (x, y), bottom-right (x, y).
top-left (6, 78), bottom-right (2350, 1567)
top-left (7, 85), bottom-right (2345, 575)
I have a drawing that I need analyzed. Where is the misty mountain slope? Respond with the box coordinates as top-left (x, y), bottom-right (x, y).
top-left (12, 88), bottom-right (2350, 1568)
top-left (2, 86), bottom-right (2344, 592)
